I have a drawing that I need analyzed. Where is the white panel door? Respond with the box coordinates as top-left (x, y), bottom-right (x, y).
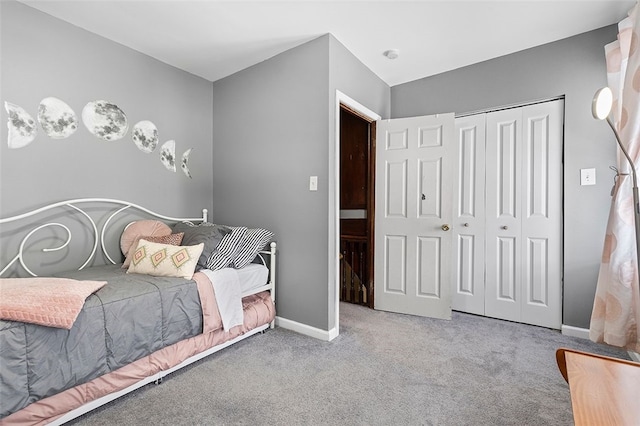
top-left (483, 100), bottom-right (563, 329)
top-left (452, 115), bottom-right (486, 315)
top-left (485, 108), bottom-right (524, 322)
top-left (520, 101), bottom-right (563, 329)
top-left (375, 114), bottom-right (455, 320)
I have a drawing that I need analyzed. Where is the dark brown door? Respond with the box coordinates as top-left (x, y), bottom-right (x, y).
top-left (339, 105), bottom-right (375, 308)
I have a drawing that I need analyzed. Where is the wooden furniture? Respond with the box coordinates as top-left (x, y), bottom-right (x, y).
top-left (556, 348), bottom-right (640, 425)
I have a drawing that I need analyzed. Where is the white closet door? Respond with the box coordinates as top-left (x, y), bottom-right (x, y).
top-left (453, 100), bottom-right (563, 329)
top-left (375, 114), bottom-right (454, 320)
top-left (452, 115), bottom-right (486, 315)
top-left (520, 101), bottom-right (563, 329)
top-left (485, 108), bottom-right (524, 323)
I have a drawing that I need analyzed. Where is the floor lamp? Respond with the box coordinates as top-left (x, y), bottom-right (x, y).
top-left (592, 87), bottom-right (640, 284)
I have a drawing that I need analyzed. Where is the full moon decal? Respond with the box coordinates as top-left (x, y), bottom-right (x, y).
top-left (82, 100), bottom-right (128, 141)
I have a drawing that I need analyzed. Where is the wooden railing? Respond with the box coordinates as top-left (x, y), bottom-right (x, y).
top-left (340, 236), bottom-right (368, 305)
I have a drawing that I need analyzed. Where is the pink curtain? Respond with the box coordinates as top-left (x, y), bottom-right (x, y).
top-left (590, 4), bottom-right (640, 353)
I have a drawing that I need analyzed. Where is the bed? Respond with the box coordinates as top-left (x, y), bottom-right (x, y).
top-left (0, 198), bottom-right (276, 425)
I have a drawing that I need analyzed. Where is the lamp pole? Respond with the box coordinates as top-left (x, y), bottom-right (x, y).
top-left (592, 87), bottom-right (640, 289)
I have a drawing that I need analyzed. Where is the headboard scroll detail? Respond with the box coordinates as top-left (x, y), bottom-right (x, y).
top-left (0, 198), bottom-right (208, 277)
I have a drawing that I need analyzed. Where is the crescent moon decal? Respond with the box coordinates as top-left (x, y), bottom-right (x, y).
top-left (5, 102), bottom-right (38, 149)
top-left (181, 148), bottom-right (193, 179)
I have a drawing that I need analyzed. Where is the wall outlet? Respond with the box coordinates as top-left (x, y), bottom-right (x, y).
top-left (580, 168), bottom-right (596, 186)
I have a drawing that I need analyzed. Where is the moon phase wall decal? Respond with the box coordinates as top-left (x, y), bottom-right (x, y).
top-left (181, 148), bottom-right (193, 179)
top-left (82, 100), bottom-right (128, 141)
top-left (132, 120), bottom-right (158, 153)
top-left (160, 140), bottom-right (176, 172)
top-left (5, 97), bottom-right (195, 180)
top-left (5, 102), bottom-right (37, 149)
top-left (38, 97), bottom-right (78, 139)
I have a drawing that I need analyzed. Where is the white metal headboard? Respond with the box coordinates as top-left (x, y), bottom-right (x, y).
top-left (0, 198), bottom-right (208, 277)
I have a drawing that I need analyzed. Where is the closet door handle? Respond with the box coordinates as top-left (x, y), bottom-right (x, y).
top-left (501, 225), bottom-right (508, 230)
top-left (463, 223), bottom-right (470, 227)
top-left (441, 224), bottom-right (450, 231)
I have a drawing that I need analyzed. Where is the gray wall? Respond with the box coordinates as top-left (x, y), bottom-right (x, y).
top-left (212, 36), bottom-right (330, 330)
top-left (392, 26), bottom-right (618, 329)
top-left (328, 36), bottom-right (390, 330)
top-left (0, 1), bottom-right (214, 221)
top-left (212, 34), bottom-right (389, 331)
top-left (329, 36), bottom-right (391, 120)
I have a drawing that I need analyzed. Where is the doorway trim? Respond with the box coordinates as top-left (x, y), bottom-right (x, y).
top-left (331, 90), bottom-right (381, 339)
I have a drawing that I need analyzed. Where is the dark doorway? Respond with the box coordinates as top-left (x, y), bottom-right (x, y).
top-left (339, 104), bottom-right (375, 308)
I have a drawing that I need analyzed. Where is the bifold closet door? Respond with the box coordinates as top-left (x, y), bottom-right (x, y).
top-left (519, 101), bottom-right (562, 329)
top-left (485, 101), bottom-right (563, 329)
top-left (484, 107), bottom-right (524, 323)
top-left (452, 115), bottom-right (486, 315)
top-left (453, 100), bottom-right (563, 329)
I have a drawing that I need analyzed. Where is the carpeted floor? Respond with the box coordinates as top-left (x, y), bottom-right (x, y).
top-left (70, 303), bottom-right (629, 426)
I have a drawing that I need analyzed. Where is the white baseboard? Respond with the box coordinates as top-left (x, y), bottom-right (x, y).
top-left (560, 325), bottom-right (640, 362)
top-left (275, 316), bottom-right (338, 341)
top-left (561, 324), bottom-right (590, 340)
top-left (327, 327), bottom-right (339, 341)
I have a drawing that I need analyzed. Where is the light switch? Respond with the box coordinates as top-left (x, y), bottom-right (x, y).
top-left (581, 168), bottom-right (596, 186)
top-left (309, 176), bottom-right (318, 191)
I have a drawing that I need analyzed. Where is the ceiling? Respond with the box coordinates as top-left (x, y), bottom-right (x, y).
top-left (19, 0), bottom-right (636, 87)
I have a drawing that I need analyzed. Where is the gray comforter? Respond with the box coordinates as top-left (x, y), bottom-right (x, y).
top-left (0, 265), bottom-right (203, 418)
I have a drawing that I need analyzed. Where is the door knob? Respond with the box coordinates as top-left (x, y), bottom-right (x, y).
top-left (501, 225), bottom-right (508, 230)
top-left (463, 223), bottom-right (470, 227)
top-left (441, 224), bottom-right (450, 231)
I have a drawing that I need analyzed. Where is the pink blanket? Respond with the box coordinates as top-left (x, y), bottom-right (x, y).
top-left (0, 277), bottom-right (107, 329)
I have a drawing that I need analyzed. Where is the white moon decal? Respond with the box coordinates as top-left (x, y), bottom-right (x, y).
top-left (38, 97), bottom-right (78, 139)
top-left (5, 102), bottom-right (37, 149)
top-left (132, 120), bottom-right (158, 153)
top-left (181, 148), bottom-right (193, 179)
top-left (82, 100), bottom-right (128, 141)
top-left (160, 140), bottom-right (176, 172)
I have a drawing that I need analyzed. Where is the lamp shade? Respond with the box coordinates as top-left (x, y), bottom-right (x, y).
top-left (592, 87), bottom-right (613, 120)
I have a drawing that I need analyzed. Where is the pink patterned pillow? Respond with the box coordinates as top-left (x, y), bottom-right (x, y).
top-left (120, 220), bottom-right (172, 255)
top-left (122, 232), bottom-right (184, 268)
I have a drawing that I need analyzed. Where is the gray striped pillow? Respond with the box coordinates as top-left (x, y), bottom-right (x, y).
top-left (205, 226), bottom-right (247, 270)
top-left (232, 228), bottom-right (274, 269)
